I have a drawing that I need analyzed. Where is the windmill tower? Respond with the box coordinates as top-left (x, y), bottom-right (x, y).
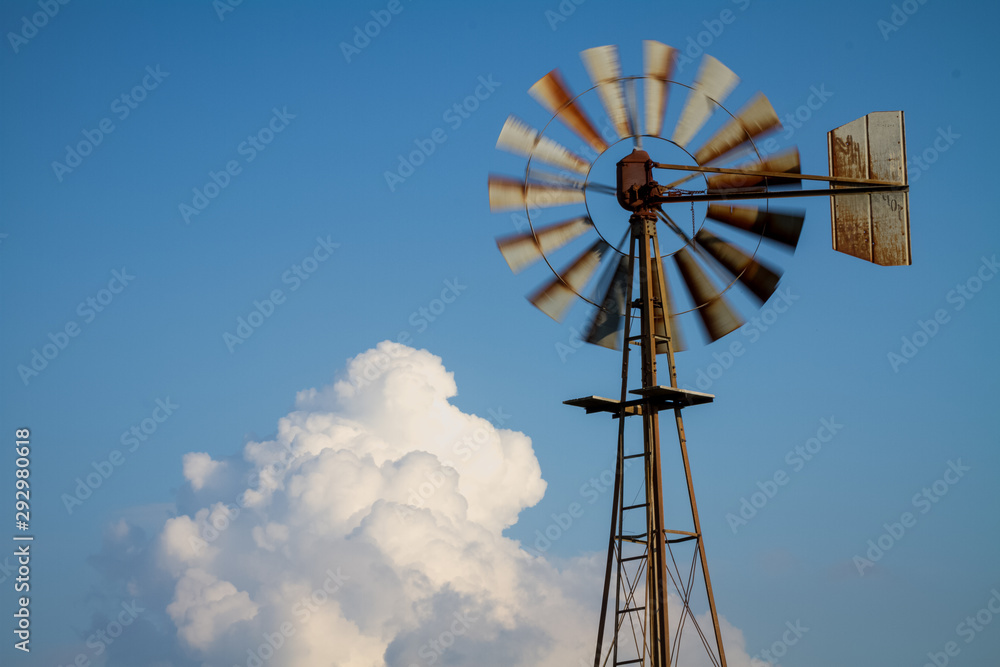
top-left (488, 42), bottom-right (910, 667)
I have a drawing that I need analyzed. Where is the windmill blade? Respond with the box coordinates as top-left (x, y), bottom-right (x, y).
top-left (496, 115), bottom-right (590, 176)
top-left (529, 69), bottom-right (608, 153)
top-left (693, 93), bottom-right (781, 165)
top-left (488, 175), bottom-right (586, 212)
top-left (705, 204), bottom-right (804, 249)
top-left (695, 229), bottom-right (782, 303)
top-left (672, 55), bottom-right (739, 149)
top-left (584, 253), bottom-right (630, 349)
top-left (651, 256), bottom-right (686, 352)
top-left (496, 216), bottom-right (594, 273)
top-left (529, 239), bottom-right (610, 321)
top-left (707, 148), bottom-right (801, 191)
top-left (643, 40), bottom-right (677, 137)
top-left (581, 45), bottom-right (632, 140)
top-left (674, 247), bottom-right (744, 342)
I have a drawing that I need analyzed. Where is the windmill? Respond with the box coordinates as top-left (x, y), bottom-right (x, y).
top-left (488, 42), bottom-right (910, 667)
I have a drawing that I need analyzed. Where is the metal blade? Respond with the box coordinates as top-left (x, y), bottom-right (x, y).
top-left (651, 257), bottom-right (686, 353)
top-left (671, 55), bottom-right (739, 149)
top-left (695, 229), bottom-right (782, 303)
top-left (705, 204), bottom-right (804, 249)
top-left (496, 216), bottom-right (594, 274)
top-left (581, 45), bottom-right (632, 140)
top-left (488, 175), bottom-right (586, 212)
top-left (674, 247), bottom-right (744, 342)
top-left (529, 239), bottom-right (610, 321)
top-left (496, 115), bottom-right (590, 176)
top-left (643, 40), bottom-right (677, 137)
top-left (529, 69), bottom-right (608, 153)
top-left (693, 93), bottom-right (780, 165)
top-left (584, 253), bottom-right (630, 349)
top-left (707, 148), bottom-right (801, 191)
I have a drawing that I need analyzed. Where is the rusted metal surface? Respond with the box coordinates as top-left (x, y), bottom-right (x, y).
top-left (528, 239), bottom-right (609, 321)
top-left (496, 216), bottom-right (592, 273)
top-left (828, 111), bottom-right (911, 265)
top-left (672, 54), bottom-right (739, 149)
top-left (496, 115), bottom-right (589, 175)
top-left (693, 92), bottom-right (780, 165)
top-left (643, 40), bottom-right (677, 137)
top-left (581, 45), bottom-right (632, 140)
top-left (867, 111), bottom-right (911, 266)
top-left (829, 116), bottom-right (874, 261)
top-left (529, 69), bottom-right (608, 153)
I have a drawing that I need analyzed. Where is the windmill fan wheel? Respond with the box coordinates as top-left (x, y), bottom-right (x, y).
top-left (489, 41), bottom-right (807, 351)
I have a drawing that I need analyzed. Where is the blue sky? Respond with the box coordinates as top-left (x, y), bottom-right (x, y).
top-left (1, 0), bottom-right (999, 665)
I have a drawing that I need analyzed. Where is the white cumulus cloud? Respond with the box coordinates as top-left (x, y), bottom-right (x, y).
top-left (89, 342), bottom-right (768, 666)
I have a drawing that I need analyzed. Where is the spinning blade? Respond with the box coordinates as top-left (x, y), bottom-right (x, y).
top-left (497, 116), bottom-right (590, 176)
top-left (581, 45), bottom-right (632, 140)
top-left (584, 252), bottom-right (631, 349)
top-left (693, 93), bottom-right (781, 165)
top-left (695, 229), bottom-right (782, 303)
top-left (496, 216), bottom-right (594, 273)
top-left (674, 247), bottom-right (744, 341)
top-left (489, 175), bottom-right (586, 212)
top-left (672, 55), bottom-right (739, 149)
top-left (643, 40), bottom-right (677, 137)
top-left (529, 239), bottom-right (611, 321)
top-left (529, 69), bottom-right (608, 153)
top-left (706, 204), bottom-right (804, 249)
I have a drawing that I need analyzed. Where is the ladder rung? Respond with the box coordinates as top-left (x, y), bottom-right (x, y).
top-left (622, 503), bottom-right (647, 511)
top-left (616, 659), bottom-right (643, 665)
top-left (620, 554), bottom-right (647, 562)
top-left (623, 452), bottom-right (647, 460)
top-left (616, 605), bottom-right (646, 615)
top-left (619, 533), bottom-right (648, 544)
